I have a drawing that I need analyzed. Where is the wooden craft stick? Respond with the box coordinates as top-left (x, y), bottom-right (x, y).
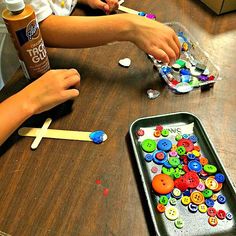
top-left (18, 127), bottom-right (92, 141)
top-left (31, 118), bottom-right (52, 150)
top-left (118, 0), bottom-right (125, 5)
top-left (118, 5), bottom-right (139, 15)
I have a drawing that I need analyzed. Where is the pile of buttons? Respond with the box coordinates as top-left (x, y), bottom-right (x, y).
top-left (137, 125), bottom-right (233, 229)
top-left (152, 30), bottom-right (217, 93)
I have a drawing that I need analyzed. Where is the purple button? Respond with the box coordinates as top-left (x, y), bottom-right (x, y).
top-left (198, 75), bottom-right (208, 81)
top-left (145, 13), bottom-right (156, 20)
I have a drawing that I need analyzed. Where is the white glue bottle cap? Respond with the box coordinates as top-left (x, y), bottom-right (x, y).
top-left (5, 0), bottom-right (25, 12)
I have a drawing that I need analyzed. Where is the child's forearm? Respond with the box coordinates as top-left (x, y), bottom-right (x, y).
top-left (40, 13), bottom-right (180, 64)
top-left (40, 14), bottom-right (134, 48)
top-left (0, 93), bottom-right (33, 146)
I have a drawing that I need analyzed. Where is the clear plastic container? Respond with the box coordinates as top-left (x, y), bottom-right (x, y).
top-left (151, 22), bottom-right (220, 93)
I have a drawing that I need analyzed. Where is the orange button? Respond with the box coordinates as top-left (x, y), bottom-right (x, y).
top-left (153, 130), bottom-right (161, 137)
top-left (190, 191), bottom-right (205, 205)
top-left (199, 157), bottom-right (208, 166)
top-left (152, 174), bottom-right (174, 194)
top-left (157, 203), bottom-right (165, 213)
top-left (194, 145), bottom-right (201, 151)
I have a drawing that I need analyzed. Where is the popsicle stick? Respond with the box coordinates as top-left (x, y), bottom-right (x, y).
top-left (118, 5), bottom-right (139, 14)
top-left (118, 0), bottom-right (125, 5)
top-left (31, 118), bottom-right (52, 150)
top-left (18, 127), bottom-right (92, 141)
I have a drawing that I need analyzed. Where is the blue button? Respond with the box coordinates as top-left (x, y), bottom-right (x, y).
top-left (152, 150), bottom-right (168, 164)
top-left (145, 154), bottom-right (153, 162)
top-left (138, 11), bottom-right (146, 16)
top-left (226, 212), bottom-right (233, 220)
top-left (163, 161), bottom-right (172, 168)
top-left (187, 153), bottom-right (196, 160)
top-left (181, 75), bottom-right (191, 83)
top-left (205, 198), bottom-right (214, 207)
top-left (215, 173), bottom-right (225, 183)
top-left (183, 190), bottom-right (191, 196)
top-left (188, 203), bottom-right (198, 213)
top-left (180, 69), bottom-right (191, 75)
top-left (162, 66), bottom-right (172, 74)
top-left (217, 194), bottom-right (226, 204)
top-left (188, 135), bottom-right (198, 143)
top-left (182, 134), bottom-right (189, 139)
top-left (188, 160), bottom-right (202, 173)
top-left (157, 139), bottom-right (172, 151)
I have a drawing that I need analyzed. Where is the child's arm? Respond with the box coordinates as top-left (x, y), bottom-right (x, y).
top-left (78, 0), bottom-right (119, 14)
top-left (0, 69), bottom-right (80, 146)
top-left (40, 14), bottom-right (180, 64)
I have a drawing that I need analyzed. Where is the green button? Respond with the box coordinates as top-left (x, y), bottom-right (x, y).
top-left (161, 129), bottom-right (169, 137)
top-left (175, 59), bottom-right (186, 68)
top-left (202, 189), bottom-right (213, 198)
top-left (203, 164), bottom-right (217, 174)
top-left (162, 167), bottom-right (174, 177)
top-left (175, 218), bottom-right (184, 229)
top-left (175, 134), bottom-right (182, 141)
top-left (179, 170), bottom-right (185, 175)
top-left (169, 157), bottom-right (180, 168)
top-left (176, 146), bottom-right (186, 156)
top-left (178, 164), bottom-right (183, 169)
top-left (170, 198), bottom-right (177, 205)
top-left (141, 139), bottom-right (156, 153)
top-left (174, 172), bottom-right (181, 179)
top-left (159, 195), bottom-right (169, 206)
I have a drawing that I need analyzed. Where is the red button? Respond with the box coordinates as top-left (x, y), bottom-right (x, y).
top-left (207, 207), bottom-right (217, 217)
top-left (217, 210), bottom-right (226, 220)
top-left (183, 165), bottom-right (190, 173)
top-left (177, 139), bottom-right (194, 152)
top-left (152, 174), bottom-right (174, 194)
top-left (155, 152), bottom-right (165, 160)
top-left (174, 176), bottom-right (188, 191)
top-left (184, 171), bottom-right (199, 188)
top-left (155, 125), bottom-right (163, 131)
top-left (137, 129), bottom-right (144, 136)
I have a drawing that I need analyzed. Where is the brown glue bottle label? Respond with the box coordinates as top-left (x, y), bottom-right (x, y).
top-left (2, 6), bottom-right (50, 80)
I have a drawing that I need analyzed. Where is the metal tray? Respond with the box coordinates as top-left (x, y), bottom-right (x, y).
top-left (129, 112), bottom-right (236, 236)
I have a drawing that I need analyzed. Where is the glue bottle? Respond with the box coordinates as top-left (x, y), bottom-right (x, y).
top-left (2, 0), bottom-right (50, 80)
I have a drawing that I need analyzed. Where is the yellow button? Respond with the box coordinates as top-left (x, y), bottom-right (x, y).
top-left (165, 206), bottom-right (179, 221)
top-left (198, 204), bottom-right (208, 213)
top-left (190, 191), bottom-right (205, 205)
top-left (172, 188), bottom-right (182, 197)
top-left (181, 196), bottom-right (191, 205)
top-left (205, 177), bottom-right (219, 191)
top-left (61, 1), bottom-right (65, 7)
top-left (192, 150), bottom-right (200, 157)
top-left (171, 144), bottom-right (177, 151)
top-left (211, 194), bottom-right (218, 201)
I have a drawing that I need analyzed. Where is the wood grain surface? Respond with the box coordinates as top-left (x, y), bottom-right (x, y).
top-left (0, 1), bottom-right (235, 235)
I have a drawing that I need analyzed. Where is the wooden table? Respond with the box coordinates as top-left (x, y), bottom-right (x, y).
top-left (0, 1), bottom-right (236, 235)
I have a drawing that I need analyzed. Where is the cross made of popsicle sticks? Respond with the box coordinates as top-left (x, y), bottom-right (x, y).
top-left (18, 118), bottom-right (107, 150)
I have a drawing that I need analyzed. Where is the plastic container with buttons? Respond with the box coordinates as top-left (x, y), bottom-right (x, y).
top-left (149, 22), bottom-right (220, 94)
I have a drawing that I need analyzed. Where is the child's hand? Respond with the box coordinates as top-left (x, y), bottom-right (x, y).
top-left (21, 69), bottom-right (80, 115)
top-left (79, 0), bottom-right (119, 14)
top-left (128, 15), bottom-right (181, 64)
